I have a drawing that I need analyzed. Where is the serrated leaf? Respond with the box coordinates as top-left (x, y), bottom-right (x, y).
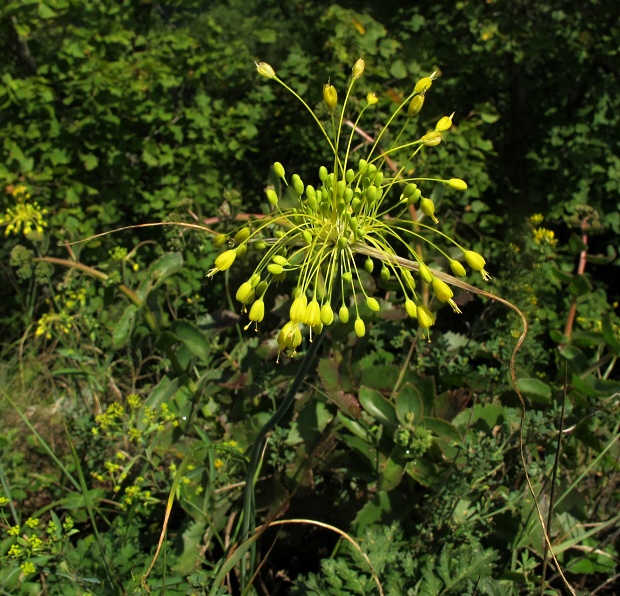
top-left (359, 386), bottom-right (398, 428)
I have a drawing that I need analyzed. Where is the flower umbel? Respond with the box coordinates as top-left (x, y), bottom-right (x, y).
top-left (209, 60), bottom-right (492, 357)
top-left (2, 184), bottom-right (48, 237)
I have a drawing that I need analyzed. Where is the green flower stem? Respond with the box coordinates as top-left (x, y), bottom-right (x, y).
top-left (238, 327), bottom-right (327, 590)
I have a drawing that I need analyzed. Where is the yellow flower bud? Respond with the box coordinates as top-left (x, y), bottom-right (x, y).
top-left (323, 83), bottom-right (338, 112)
top-left (267, 263), bottom-right (283, 275)
top-left (339, 305), bottom-right (349, 323)
top-left (421, 131), bottom-right (442, 146)
top-left (354, 318), bottom-right (366, 338)
top-left (418, 263), bottom-right (433, 284)
top-left (366, 92), bottom-right (378, 106)
top-left (320, 303), bottom-right (334, 325)
top-left (435, 112), bottom-right (454, 132)
top-left (207, 249), bottom-right (236, 277)
top-left (290, 296), bottom-right (308, 324)
top-left (420, 198), bottom-right (439, 223)
top-left (365, 257), bottom-right (374, 274)
top-left (306, 300), bottom-right (321, 327)
top-left (464, 250), bottom-right (491, 281)
top-left (256, 62), bottom-right (276, 79)
top-left (366, 297), bottom-right (380, 312)
top-left (408, 94), bottom-right (425, 117)
top-left (413, 76), bottom-right (433, 95)
top-left (272, 255), bottom-right (288, 266)
top-left (431, 278), bottom-right (453, 302)
top-left (449, 260), bottom-right (467, 277)
top-left (212, 234), bottom-right (228, 248)
top-left (352, 58), bottom-right (365, 79)
top-left (245, 299), bottom-right (265, 330)
top-left (266, 189), bottom-right (279, 206)
top-left (448, 178), bottom-right (468, 191)
top-left (417, 305), bottom-right (435, 329)
top-left (234, 227), bottom-right (251, 244)
top-left (236, 282), bottom-right (253, 304)
top-left (405, 299), bottom-right (417, 319)
top-left (274, 162), bottom-right (285, 178)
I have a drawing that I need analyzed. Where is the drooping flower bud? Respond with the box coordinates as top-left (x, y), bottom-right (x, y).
top-left (323, 83), bottom-right (338, 112)
top-left (245, 299), bottom-right (265, 330)
top-left (354, 317), bottom-right (366, 338)
top-left (380, 265), bottom-right (390, 282)
top-left (421, 131), bottom-right (442, 146)
top-left (272, 255), bottom-right (288, 266)
top-left (236, 244), bottom-right (247, 259)
top-left (236, 282), bottom-right (253, 304)
top-left (320, 303), bottom-right (334, 325)
top-left (207, 249), bottom-right (237, 277)
top-left (306, 300), bottom-right (321, 327)
top-left (417, 305), bottom-right (435, 329)
top-left (418, 263), bottom-right (433, 284)
top-left (366, 92), bottom-right (378, 106)
top-left (256, 62), bottom-right (276, 79)
top-left (449, 259), bottom-right (467, 277)
top-left (290, 295), bottom-right (308, 324)
top-left (364, 257), bottom-right (374, 274)
top-left (366, 297), bottom-right (380, 312)
top-left (352, 58), bottom-right (365, 80)
top-left (431, 278), bottom-right (462, 314)
top-left (431, 278), bottom-right (453, 302)
top-left (420, 197), bottom-right (439, 223)
top-left (339, 305), bottom-right (350, 323)
top-left (405, 299), bottom-right (417, 319)
top-left (448, 178), bottom-right (468, 191)
top-left (402, 269), bottom-right (416, 290)
top-left (408, 94), bottom-right (425, 117)
top-left (464, 250), bottom-right (491, 281)
top-left (435, 113), bottom-right (454, 132)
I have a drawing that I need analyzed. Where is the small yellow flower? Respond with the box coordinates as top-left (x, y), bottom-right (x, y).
top-left (21, 561), bottom-right (36, 576)
top-left (25, 518), bottom-right (39, 529)
top-left (214, 459), bottom-right (224, 470)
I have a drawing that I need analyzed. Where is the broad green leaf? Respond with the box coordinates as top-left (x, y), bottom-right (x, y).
top-left (170, 320), bottom-right (211, 360)
top-left (112, 304), bottom-right (138, 349)
top-left (423, 417), bottom-right (462, 443)
top-left (395, 382), bottom-right (424, 428)
top-left (359, 386), bottom-right (398, 428)
top-left (516, 377), bottom-right (552, 405)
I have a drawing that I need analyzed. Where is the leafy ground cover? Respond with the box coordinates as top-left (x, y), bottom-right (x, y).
top-left (1, 1), bottom-right (619, 594)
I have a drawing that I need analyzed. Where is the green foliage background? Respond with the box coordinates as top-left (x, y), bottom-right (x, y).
top-left (1, 1), bottom-right (619, 594)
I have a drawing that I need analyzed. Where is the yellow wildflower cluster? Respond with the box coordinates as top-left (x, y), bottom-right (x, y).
top-left (2, 184), bottom-right (48, 237)
top-left (532, 227), bottom-right (558, 246)
top-left (34, 288), bottom-right (87, 340)
top-left (208, 60), bottom-right (492, 358)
